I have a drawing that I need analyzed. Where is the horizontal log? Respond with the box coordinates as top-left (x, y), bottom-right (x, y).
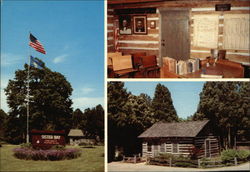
top-left (119, 49), bottom-right (159, 56)
top-left (223, 10), bottom-right (250, 14)
top-left (219, 27), bottom-right (223, 34)
top-left (108, 47), bottom-right (115, 52)
top-left (108, 40), bottom-right (114, 45)
top-left (107, 26), bottom-right (114, 30)
top-left (108, 32), bottom-right (114, 38)
top-left (118, 43), bottom-right (159, 49)
top-left (191, 52), bottom-right (211, 59)
top-left (109, 1), bottom-right (250, 9)
top-left (219, 19), bottom-right (224, 25)
top-left (108, 18), bottom-right (114, 23)
top-left (227, 55), bottom-right (250, 64)
top-left (119, 35), bottom-right (159, 41)
top-left (218, 36), bottom-right (223, 43)
top-left (147, 29), bottom-right (160, 34)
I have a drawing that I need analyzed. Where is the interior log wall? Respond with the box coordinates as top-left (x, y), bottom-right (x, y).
top-left (107, 0), bottom-right (250, 64)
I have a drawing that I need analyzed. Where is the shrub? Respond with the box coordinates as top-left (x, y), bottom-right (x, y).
top-left (158, 153), bottom-right (175, 159)
top-left (13, 147), bottom-right (81, 161)
top-left (237, 150), bottom-right (250, 161)
top-left (221, 149), bottom-right (250, 163)
top-left (221, 149), bottom-right (238, 163)
top-left (51, 145), bottom-right (65, 150)
top-left (20, 143), bottom-right (32, 149)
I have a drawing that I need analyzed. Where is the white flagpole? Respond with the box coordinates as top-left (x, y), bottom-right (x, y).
top-left (26, 32), bottom-right (31, 143)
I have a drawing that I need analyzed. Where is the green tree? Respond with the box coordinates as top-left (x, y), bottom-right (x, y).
top-left (151, 83), bottom-right (178, 122)
top-left (4, 59), bottom-right (73, 143)
top-left (72, 108), bottom-right (85, 129)
top-left (0, 109), bottom-right (8, 141)
top-left (82, 105), bottom-right (104, 141)
top-left (193, 82), bottom-right (250, 148)
top-left (108, 82), bottom-right (129, 162)
top-left (108, 82), bottom-right (157, 161)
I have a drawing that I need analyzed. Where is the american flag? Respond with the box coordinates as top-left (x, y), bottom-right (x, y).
top-left (114, 28), bottom-right (119, 52)
top-left (29, 33), bottom-right (46, 54)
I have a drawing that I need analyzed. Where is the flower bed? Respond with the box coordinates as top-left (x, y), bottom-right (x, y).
top-left (13, 147), bottom-right (81, 161)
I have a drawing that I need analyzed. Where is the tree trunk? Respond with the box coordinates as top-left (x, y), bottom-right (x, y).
top-left (228, 127), bottom-right (231, 148)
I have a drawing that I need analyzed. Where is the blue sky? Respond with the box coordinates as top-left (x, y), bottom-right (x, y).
top-left (124, 82), bottom-right (205, 119)
top-left (1, 1), bottom-right (104, 112)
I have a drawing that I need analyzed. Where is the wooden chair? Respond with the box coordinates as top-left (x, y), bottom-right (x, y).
top-left (107, 52), bottom-right (122, 78)
top-left (112, 55), bottom-right (137, 78)
top-left (141, 55), bottom-right (160, 78)
top-left (131, 52), bottom-right (146, 69)
top-left (131, 52), bottom-right (146, 78)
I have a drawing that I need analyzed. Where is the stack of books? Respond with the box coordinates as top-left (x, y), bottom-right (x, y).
top-left (163, 57), bottom-right (200, 75)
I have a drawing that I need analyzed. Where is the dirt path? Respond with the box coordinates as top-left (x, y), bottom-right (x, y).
top-left (108, 161), bottom-right (250, 171)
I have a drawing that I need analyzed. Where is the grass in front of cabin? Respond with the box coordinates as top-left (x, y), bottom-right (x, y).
top-left (0, 144), bottom-right (104, 172)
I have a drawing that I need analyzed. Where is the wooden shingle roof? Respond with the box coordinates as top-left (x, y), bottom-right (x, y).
top-left (138, 120), bottom-right (209, 138)
top-left (68, 129), bottom-right (84, 137)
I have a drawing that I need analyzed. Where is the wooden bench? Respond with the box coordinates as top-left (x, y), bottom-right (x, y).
top-left (111, 55), bottom-right (137, 78)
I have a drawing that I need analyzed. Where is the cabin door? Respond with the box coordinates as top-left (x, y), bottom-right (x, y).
top-left (160, 10), bottom-right (190, 62)
top-left (205, 139), bottom-right (211, 158)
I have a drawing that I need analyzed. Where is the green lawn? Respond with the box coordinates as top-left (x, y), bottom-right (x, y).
top-left (0, 144), bottom-right (104, 172)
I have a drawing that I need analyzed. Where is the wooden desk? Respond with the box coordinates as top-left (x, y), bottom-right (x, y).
top-left (161, 60), bottom-right (244, 78)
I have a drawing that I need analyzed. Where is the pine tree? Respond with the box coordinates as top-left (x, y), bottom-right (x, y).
top-left (151, 83), bottom-right (178, 122)
top-left (193, 82), bottom-right (250, 148)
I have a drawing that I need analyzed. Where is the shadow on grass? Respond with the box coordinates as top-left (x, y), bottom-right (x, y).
top-left (81, 146), bottom-right (96, 149)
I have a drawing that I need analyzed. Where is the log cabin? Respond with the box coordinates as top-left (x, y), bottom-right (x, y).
top-left (138, 120), bottom-right (220, 158)
top-left (107, 0), bottom-right (250, 78)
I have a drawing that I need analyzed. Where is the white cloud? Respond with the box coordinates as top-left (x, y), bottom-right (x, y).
top-left (52, 54), bottom-right (68, 64)
top-left (81, 87), bottom-right (95, 95)
top-left (72, 97), bottom-right (104, 110)
top-left (0, 89), bottom-right (9, 112)
top-left (1, 53), bottom-right (22, 66)
top-left (0, 75), bottom-right (13, 112)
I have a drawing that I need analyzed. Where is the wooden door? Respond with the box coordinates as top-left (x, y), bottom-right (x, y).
top-left (205, 139), bottom-right (211, 158)
top-left (161, 10), bottom-right (190, 61)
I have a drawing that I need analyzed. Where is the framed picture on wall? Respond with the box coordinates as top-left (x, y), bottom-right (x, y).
top-left (149, 20), bottom-right (156, 29)
top-left (133, 16), bottom-right (147, 34)
top-left (119, 15), bottom-right (132, 35)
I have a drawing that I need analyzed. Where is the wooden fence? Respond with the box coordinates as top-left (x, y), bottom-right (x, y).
top-left (122, 154), bottom-right (146, 163)
top-left (148, 157), bottom-right (239, 168)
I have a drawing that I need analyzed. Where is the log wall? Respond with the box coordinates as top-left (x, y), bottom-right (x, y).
top-left (107, 8), bottom-right (160, 63)
top-left (142, 138), bottom-right (194, 157)
top-left (108, 1), bottom-right (250, 64)
top-left (141, 136), bottom-right (220, 158)
top-left (194, 136), bottom-right (220, 158)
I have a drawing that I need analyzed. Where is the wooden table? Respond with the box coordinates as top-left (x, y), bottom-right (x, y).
top-left (161, 60), bottom-right (245, 78)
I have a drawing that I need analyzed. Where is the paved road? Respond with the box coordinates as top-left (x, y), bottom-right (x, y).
top-left (108, 161), bottom-right (250, 171)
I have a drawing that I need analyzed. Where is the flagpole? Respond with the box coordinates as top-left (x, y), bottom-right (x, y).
top-left (26, 32), bottom-right (31, 143)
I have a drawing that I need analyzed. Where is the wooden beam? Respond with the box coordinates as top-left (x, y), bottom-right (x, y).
top-left (109, 1), bottom-right (250, 9)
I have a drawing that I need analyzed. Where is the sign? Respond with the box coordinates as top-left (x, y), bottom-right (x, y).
top-left (31, 130), bottom-right (65, 149)
top-left (215, 4), bottom-right (231, 11)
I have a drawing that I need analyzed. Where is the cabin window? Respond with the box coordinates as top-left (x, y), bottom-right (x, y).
top-left (147, 143), bottom-right (152, 152)
top-left (160, 143), bottom-right (165, 152)
top-left (172, 143), bottom-right (178, 153)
